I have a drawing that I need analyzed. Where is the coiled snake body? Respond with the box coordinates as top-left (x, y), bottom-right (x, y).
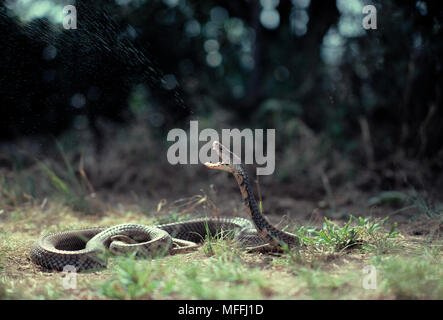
top-left (30, 141), bottom-right (299, 271)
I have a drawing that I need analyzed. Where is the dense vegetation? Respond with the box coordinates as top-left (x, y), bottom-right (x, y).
top-left (1, 1), bottom-right (442, 164)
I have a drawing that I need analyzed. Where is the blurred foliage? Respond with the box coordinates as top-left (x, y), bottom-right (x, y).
top-left (0, 0), bottom-right (442, 168)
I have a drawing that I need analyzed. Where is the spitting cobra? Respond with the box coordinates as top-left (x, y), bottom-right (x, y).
top-left (30, 141), bottom-right (299, 271)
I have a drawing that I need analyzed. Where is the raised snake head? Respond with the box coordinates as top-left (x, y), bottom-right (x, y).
top-left (204, 141), bottom-right (242, 173)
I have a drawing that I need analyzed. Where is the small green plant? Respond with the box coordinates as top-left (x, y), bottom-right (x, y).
top-left (409, 191), bottom-right (443, 219)
top-left (314, 217), bottom-right (360, 250)
top-left (102, 253), bottom-right (174, 299)
top-left (153, 210), bottom-right (190, 225)
top-left (202, 221), bottom-right (215, 256)
top-left (0, 170), bottom-right (35, 208)
top-left (291, 216), bottom-right (399, 253)
top-left (202, 222), bottom-right (238, 258)
top-left (375, 189), bottom-right (443, 220)
top-left (357, 217), bottom-right (399, 255)
top-left (39, 142), bottom-right (94, 212)
top-left (368, 191), bottom-right (408, 207)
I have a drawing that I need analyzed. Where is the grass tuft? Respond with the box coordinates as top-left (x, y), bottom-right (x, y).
top-left (292, 216), bottom-right (399, 253)
top-left (38, 143), bottom-right (97, 213)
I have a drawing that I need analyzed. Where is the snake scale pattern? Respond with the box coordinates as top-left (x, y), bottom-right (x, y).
top-left (30, 141), bottom-right (299, 271)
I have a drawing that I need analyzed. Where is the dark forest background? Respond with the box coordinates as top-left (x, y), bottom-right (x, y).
top-left (0, 0), bottom-right (443, 208)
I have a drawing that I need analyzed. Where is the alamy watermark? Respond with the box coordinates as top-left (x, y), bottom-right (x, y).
top-left (362, 265), bottom-right (377, 290)
top-left (62, 265), bottom-right (77, 290)
top-left (63, 5), bottom-right (77, 30)
top-left (362, 5), bottom-right (377, 30)
top-left (167, 121), bottom-right (275, 175)
top-left (57, 4), bottom-right (377, 32)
